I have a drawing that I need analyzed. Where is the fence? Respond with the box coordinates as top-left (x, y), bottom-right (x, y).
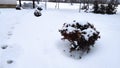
top-left (0, 0), bottom-right (17, 8)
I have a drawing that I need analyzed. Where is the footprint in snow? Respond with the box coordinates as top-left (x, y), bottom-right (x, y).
top-left (1, 44), bottom-right (22, 66)
top-left (1, 45), bottom-right (8, 50)
top-left (8, 31), bottom-right (13, 36)
top-left (7, 60), bottom-right (14, 64)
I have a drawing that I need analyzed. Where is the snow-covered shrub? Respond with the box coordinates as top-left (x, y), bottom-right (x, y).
top-left (92, 1), bottom-right (117, 14)
top-left (34, 7), bottom-right (42, 17)
top-left (34, 10), bottom-right (42, 17)
top-left (99, 4), bottom-right (106, 14)
top-left (37, 7), bottom-right (43, 11)
top-left (93, 1), bottom-right (99, 13)
top-left (59, 20), bottom-right (100, 53)
top-left (106, 3), bottom-right (117, 14)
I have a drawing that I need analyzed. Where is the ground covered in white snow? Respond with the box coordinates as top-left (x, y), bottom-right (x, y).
top-left (0, 2), bottom-right (120, 68)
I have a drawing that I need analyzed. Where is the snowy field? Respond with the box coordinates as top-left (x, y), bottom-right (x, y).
top-left (0, 2), bottom-right (120, 68)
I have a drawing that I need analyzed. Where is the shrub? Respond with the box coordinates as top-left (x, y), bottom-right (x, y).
top-left (34, 7), bottom-right (42, 17)
top-left (34, 10), bottom-right (42, 17)
top-left (93, 1), bottom-right (99, 13)
top-left (92, 1), bottom-right (117, 14)
top-left (99, 4), bottom-right (106, 14)
top-left (59, 20), bottom-right (100, 53)
top-left (106, 3), bottom-right (117, 14)
top-left (37, 7), bottom-right (43, 11)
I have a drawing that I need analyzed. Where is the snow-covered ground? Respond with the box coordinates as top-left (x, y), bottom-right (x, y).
top-left (0, 2), bottom-right (120, 68)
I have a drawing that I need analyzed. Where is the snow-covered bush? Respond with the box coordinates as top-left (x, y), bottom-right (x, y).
top-left (59, 20), bottom-right (100, 53)
top-left (34, 7), bottom-right (42, 17)
top-left (37, 7), bottom-right (43, 11)
top-left (34, 10), bottom-right (42, 17)
top-left (92, 1), bottom-right (117, 14)
top-left (93, 1), bottom-right (99, 13)
top-left (99, 4), bottom-right (106, 14)
top-left (106, 3), bottom-right (117, 14)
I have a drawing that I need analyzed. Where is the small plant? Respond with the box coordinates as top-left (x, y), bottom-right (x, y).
top-left (59, 20), bottom-right (100, 54)
top-left (34, 10), bottom-right (42, 17)
top-left (34, 7), bottom-right (42, 17)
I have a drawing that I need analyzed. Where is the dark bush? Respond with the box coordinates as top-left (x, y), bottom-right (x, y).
top-left (99, 4), bottom-right (106, 14)
top-left (59, 20), bottom-right (100, 53)
top-left (92, 1), bottom-right (117, 14)
top-left (106, 3), bottom-right (117, 14)
top-left (93, 1), bottom-right (99, 13)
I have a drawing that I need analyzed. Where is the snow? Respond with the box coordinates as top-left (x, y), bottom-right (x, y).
top-left (0, 2), bottom-right (120, 68)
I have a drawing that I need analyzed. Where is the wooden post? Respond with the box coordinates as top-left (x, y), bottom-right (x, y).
top-left (19, 0), bottom-right (22, 7)
top-left (37, 0), bottom-right (40, 4)
top-left (58, 0), bottom-right (60, 9)
top-left (33, 0), bottom-right (35, 8)
top-left (79, 0), bottom-right (81, 12)
top-left (55, 0), bottom-right (60, 9)
top-left (70, 0), bottom-right (73, 5)
top-left (45, 0), bottom-right (47, 9)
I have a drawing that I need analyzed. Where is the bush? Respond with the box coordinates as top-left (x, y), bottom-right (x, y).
top-left (34, 10), bottom-right (42, 17)
top-left (34, 7), bottom-right (43, 17)
top-left (106, 3), bottom-right (117, 14)
top-left (92, 1), bottom-right (117, 14)
top-left (37, 7), bottom-right (43, 11)
top-left (59, 20), bottom-right (100, 53)
top-left (99, 4), bottom-right (106, 14)
top-left (93, 1), bottom-right (99, 13)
